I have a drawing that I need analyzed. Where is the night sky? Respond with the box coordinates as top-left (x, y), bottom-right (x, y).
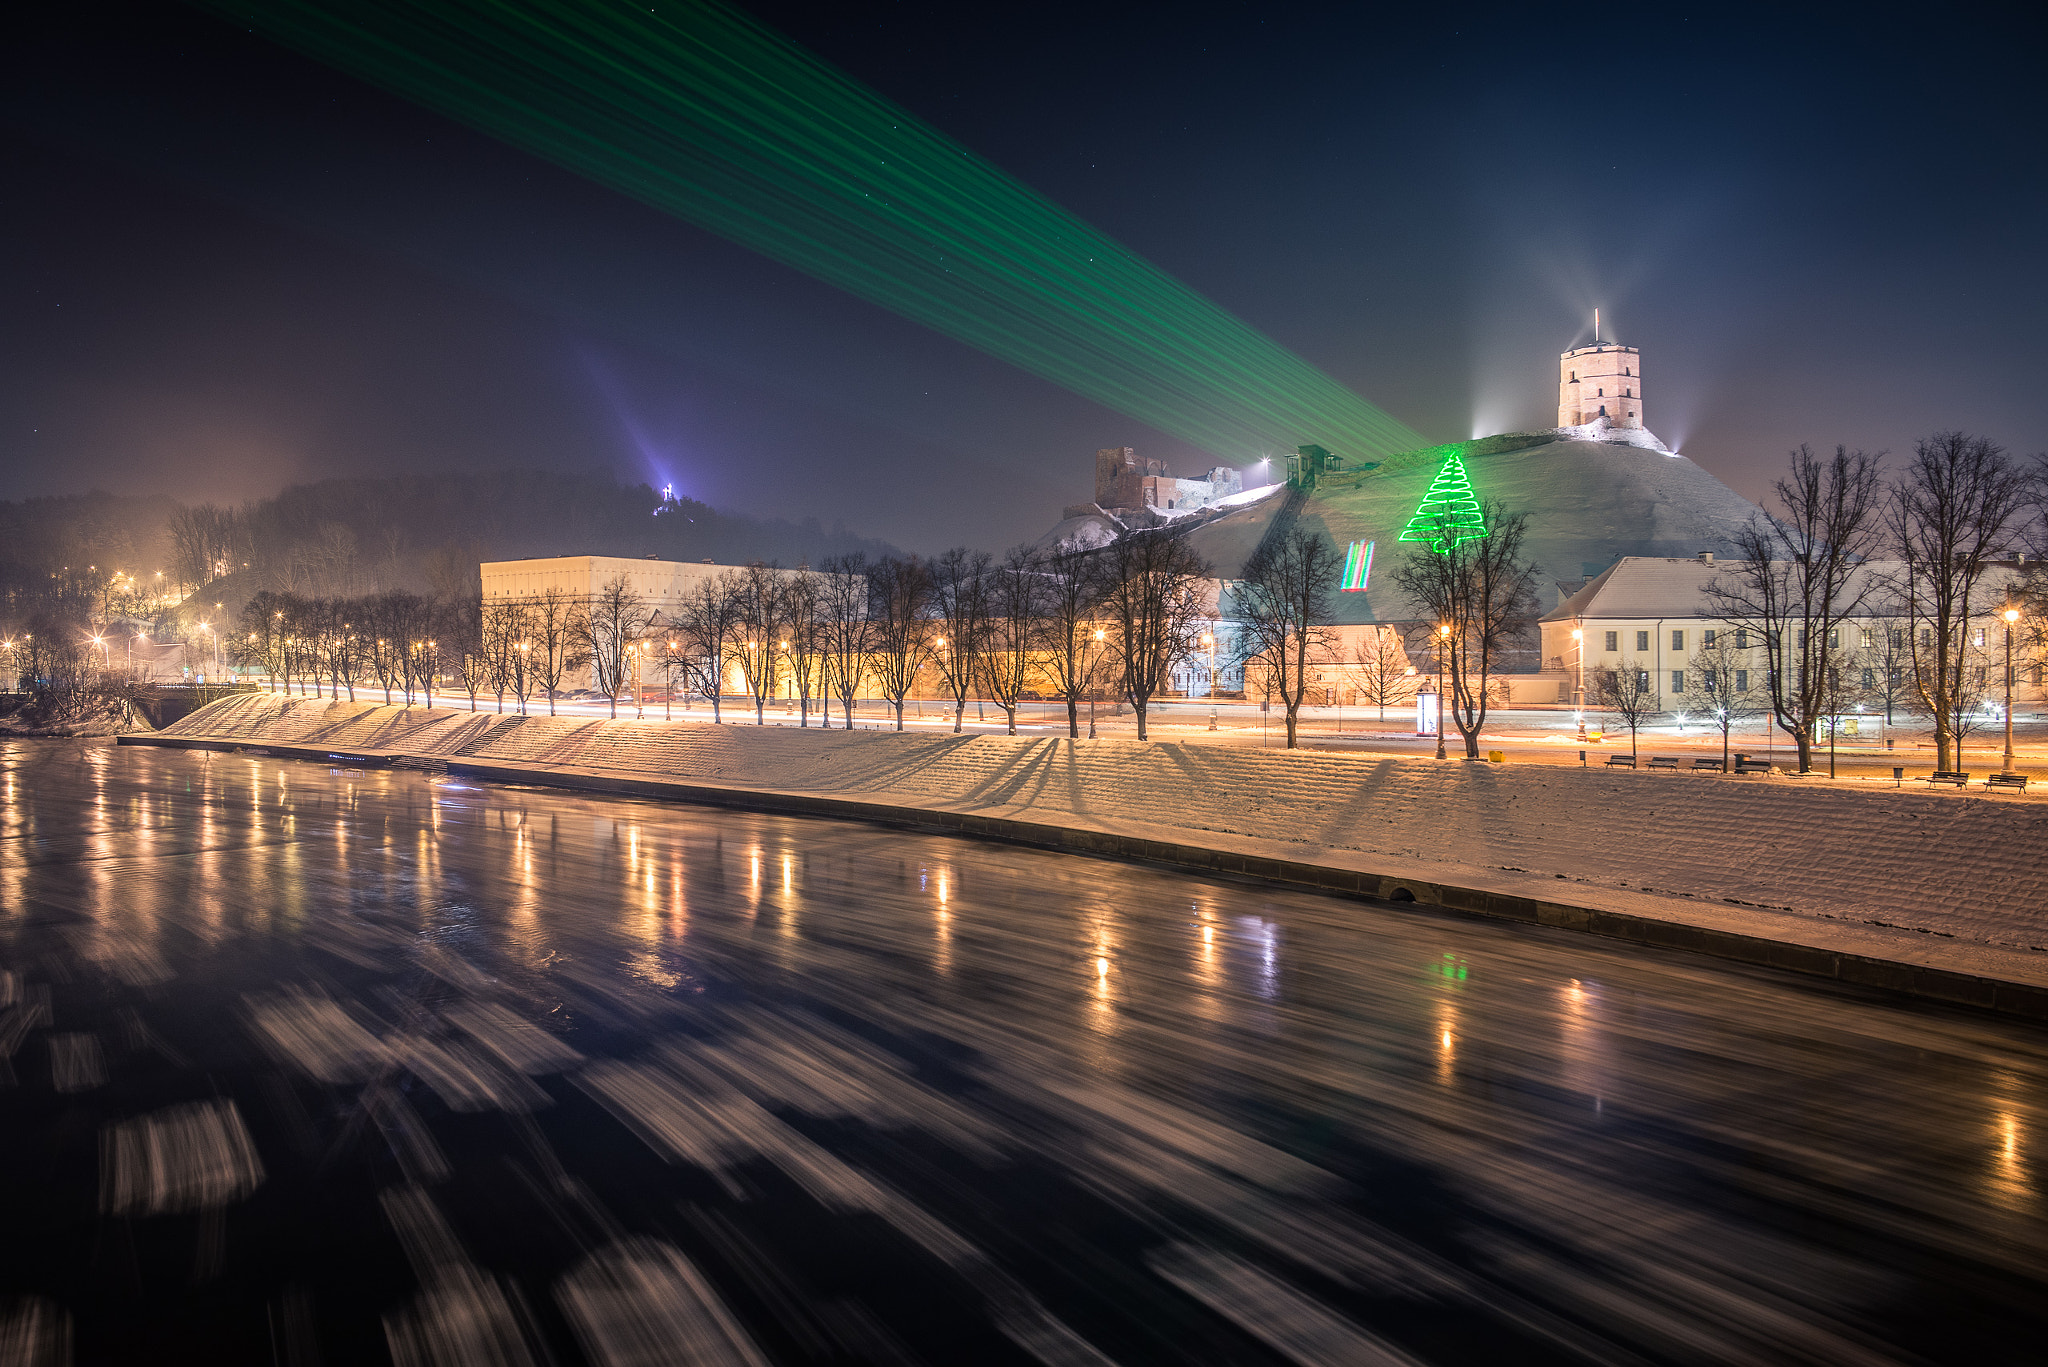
top-left (4, 3), bottom-right (2043, 552)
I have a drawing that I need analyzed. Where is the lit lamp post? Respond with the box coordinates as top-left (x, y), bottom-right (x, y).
top-left (1088, 628), bottom-right (1105, 738)
top-left (2003, 605), bottom-right (2020, 774)
top-left (1571, 626), bottom-right (1586, 741)
top-left (1200, 630), bottom-right (1218, 730)
top-left (1435, 623), bottom-right (1450, 760)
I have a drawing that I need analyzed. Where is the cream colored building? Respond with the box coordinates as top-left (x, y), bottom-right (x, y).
top-left (480, 555), bottom-right (747, 609)
top-left (1539, 555), bottom-right (2043, 715)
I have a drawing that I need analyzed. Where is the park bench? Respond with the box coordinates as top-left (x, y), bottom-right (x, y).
top-left (1984, 773), bottom-right (2029, 792)
top-left (1691, 758), bottom-right (1724, 771)
top-left (1604, 754), bottom-right (1636, 768)
top-left (1919, 771), bottom-right (1970, 787)
top-left (1732, 757), bottom-right (1772, 774)
top-left (1646, 756), bottom-right (1683, 769)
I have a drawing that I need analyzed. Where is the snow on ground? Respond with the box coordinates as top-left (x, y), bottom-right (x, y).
top-left (165, 696), bottom-right (2048, 956)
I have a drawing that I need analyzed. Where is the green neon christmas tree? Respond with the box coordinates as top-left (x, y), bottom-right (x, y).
top-left (1396, 448), bottom-right (1488, 553)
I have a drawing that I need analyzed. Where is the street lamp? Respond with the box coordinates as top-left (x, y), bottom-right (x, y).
top-left (2003, 605), bottom-right (2020, 774)
top-left (1570, 626), bottom-right (1586, 740)
top-left (1434, 623), bottom-right (1450, 760)
top-left (1087, 628), bottom-right (1105, 738)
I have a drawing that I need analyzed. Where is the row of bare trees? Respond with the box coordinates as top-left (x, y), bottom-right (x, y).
top-left (648, 542), bottom-right (1214, 738)
top-left (1703, 432), bottom-right (2044, 772)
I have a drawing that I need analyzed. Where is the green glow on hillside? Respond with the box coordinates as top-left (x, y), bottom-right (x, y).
top-left (200, 0), bottom-right (1424, 467)
top-left (1397, 447), bottom-right (1488, 553)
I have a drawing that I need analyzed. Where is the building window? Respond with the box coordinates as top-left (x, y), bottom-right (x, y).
top-left (1636, 630), bottom-right (1650, 652)
top-left (1828, 628), bottom-right (1840, 649)
top-left (1975, 666), bottom-right (1987, 686)
top-left (1972, 627), bottom-right (1987, 648)
top-left (1735, 628), bottom-right (1749, 649)
top-left (1860, 627), bottom-right (1874, 648)
top-left (1861, 668), bottom-right (1875, 689)
top-left (1671, 671), bottom-right (1684, 693)
top-left (1637, 670), bottom-right (1651, 691)
top-left (1703, 669), bottom-right (1718, 692)
top-left (1671, 629), bottom-right (1685, 651)
top-left (1796, 628), bottom-right (1807, 648)
top-left (1625, 389), bottom-right (1633, 398)
top-left (1919, 628), bottom-right (1933, 647)
top-left (1735, 669), bottom-right (1750, 692)
top-left (1598, 388), bottom-right (1605, 397)
top-left (1704, 629), bottom-right (1717, 648)
top-left (1603, 630), bottom-right (1618, 652)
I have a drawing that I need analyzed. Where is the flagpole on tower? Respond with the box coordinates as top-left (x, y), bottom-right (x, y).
top-left (1594, 308), bottom-right (1600, 342)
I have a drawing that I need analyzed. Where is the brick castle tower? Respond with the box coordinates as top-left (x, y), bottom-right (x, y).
top-left (1557, 315), bottom-right (1642, 430)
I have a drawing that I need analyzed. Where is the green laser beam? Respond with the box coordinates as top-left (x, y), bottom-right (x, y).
top-left (198, 0), bottom-right (1426, 469)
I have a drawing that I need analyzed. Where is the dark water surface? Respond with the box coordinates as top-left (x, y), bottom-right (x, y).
top-left (0, 741), bottom-right (2043, 1365)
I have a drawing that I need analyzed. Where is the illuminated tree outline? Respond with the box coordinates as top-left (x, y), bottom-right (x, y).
top-left (1397, 449), bottom-right (1488, 554)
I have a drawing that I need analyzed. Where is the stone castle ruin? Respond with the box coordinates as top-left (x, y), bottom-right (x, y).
top-left (1068, 447), bottom-right (1244, 522)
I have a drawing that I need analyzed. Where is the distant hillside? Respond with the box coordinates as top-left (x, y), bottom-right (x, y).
top-left (0, 470), bottom-right (900, 625)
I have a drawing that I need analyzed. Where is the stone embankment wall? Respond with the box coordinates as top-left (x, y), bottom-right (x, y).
top-left (161, 695), bottom-right (2048, 952)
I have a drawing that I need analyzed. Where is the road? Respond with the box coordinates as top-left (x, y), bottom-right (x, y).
top-left (2, 740), bottom-right (2043, 1363)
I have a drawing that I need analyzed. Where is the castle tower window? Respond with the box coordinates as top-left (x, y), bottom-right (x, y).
top-left (1597, 388), bottom-right (1603, 397)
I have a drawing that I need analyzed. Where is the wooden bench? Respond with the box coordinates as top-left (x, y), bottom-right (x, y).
top-left (1984, 773), bottom-right (2028, 792)
top-left (1919, 771), bottom-right (1970, 787)
top-left (1732, 758), bottom-right (1772, 774)
top-left (1604, 754), bottom-right (1637, 768)
top-left (1646, 755), bottom-right (1683, 769)
top-left (1691, 758), bottom-right (1724, 771)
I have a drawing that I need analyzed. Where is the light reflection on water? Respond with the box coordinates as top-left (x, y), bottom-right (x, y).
top-left (0, 741), bottom-right (2041, 1365)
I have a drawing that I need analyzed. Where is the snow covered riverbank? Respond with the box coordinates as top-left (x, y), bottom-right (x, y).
top-left (153, 695), bottom-right (2048, 959)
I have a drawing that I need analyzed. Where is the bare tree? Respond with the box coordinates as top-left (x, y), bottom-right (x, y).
top-left (979, 546), bottom-right (1045, 736)
top-left (527, 587), bottom-right (587, 715)
top-left (730, 563), bottom-right (788, 725)
top-left (782, 570), bottom-right (823, 727)
top-left (1350, 627), bottom-right (1416, 723)
top-left (1890, 431), bottom-right (2032, 770)
top-left (1098, 534), bottom-right (1210, 741)
top-left (1392, 502), bottom-right (1539, 759)
top-left (816, 554), bottom-right (873, 729)
top-left (1689, 627), bottom-right (1763, 770)
top-left (1231, 528), bottom-right (1342, 748)
top-left (1039, 546), bottom-right (1102, 739)
top-left (868, 555), bottom-right (934, 731)
top-left (674, 571), bottom-right (744, 723)
top-left (1859, 614), bottom-right (1915, 729)
top-left (927, 547), bottom-right (992, 732)
top-left (448, 593), bottom-right (490, 711)
top-left (1702, 444), bottom-right (1886, 773)
top-left (480, 598), bottom-right (524, 711)
top-left (1593, 660), bottom-right (1661, 758)
top-left (584, 575), bottom-right (652, 718)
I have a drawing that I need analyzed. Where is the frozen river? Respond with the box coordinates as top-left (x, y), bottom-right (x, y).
top-left (1, 740), bottom-right (2043, 1364)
